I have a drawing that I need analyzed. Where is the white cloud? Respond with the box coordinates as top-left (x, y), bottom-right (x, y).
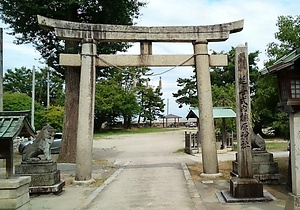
top-left (1, 22), bottom-right (43, 70)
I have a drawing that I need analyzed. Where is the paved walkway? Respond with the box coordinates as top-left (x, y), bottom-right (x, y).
top-left (28, 130), bottom-right (289, 210)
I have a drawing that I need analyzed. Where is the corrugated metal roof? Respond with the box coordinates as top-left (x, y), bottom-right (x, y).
top-left (0, 111), bottom-right (35, 140)
top-left (186, 107), bottom-right (236, 119)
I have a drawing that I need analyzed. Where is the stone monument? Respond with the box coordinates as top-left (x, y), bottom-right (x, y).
top-left (15, 124), bottom-right (65, 194)
top-left (219, 44), bottom-right (274, 203)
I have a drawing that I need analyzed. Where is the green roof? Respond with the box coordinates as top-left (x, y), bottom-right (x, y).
top-left (267, 48), bottom-right (300, 73)
top-left (0, 111), bottom-right (35, 140)
top-left (186, 107), bottom-right (236, 119)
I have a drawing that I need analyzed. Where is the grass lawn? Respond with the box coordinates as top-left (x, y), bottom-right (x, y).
top-left (265, 140), bottom-right (289, 151)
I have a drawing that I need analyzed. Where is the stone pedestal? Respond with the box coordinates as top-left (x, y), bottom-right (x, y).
top-left (0, 176), bottom-right (31, 210)
top-left (15, 161), bottom-right (65, 194)
top-left (231, 151), bottom-right (280, 184)
top-left (285, 193), bottom-right (300, 210)
top-left (230, 177), bottom-right (263, 198)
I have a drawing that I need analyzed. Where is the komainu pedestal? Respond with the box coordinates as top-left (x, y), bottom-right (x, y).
top-left (15, 161), bottom-right (65, 194)
top-left (231, 151), bottom-right (280, 184)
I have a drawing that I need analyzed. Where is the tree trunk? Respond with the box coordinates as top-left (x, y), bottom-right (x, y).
top-left (58, 40), bottom-right (80, 163)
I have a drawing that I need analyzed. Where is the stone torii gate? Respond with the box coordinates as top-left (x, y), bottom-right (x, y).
top-left (38, 15), bottom-right (243, 181)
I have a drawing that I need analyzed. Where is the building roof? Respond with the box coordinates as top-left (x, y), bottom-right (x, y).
top-left (164, 114), bottom-right (182, 119)
top-left (263, 48), bottom-right (300, 74)
top-left (0, 111), bottom-right (35, 140)
top-left (186, 107), bottom-right (236, 119)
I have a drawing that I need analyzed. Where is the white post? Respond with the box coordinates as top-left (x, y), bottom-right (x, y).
top-left (47, 69), bottom-right (50, 107)
top-left (31, 66), bottom-right (35, 130)
top-left (75, 39), bottom-right (97, 182)
top-left (285, 112), bottom-right (300, 210)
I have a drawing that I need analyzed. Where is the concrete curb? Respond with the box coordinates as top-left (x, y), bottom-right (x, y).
top-left (75, 161), bottom-right (131, 210)
top-left (181, 163), bottom-right (207, 210)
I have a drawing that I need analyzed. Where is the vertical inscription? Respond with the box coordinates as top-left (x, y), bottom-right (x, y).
top-left (238, 73), bottom-right (251, 150)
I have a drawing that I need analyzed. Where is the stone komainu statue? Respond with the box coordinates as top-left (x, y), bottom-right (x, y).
top-left (251, 129), bottom-right (266, 151)
top-left (22, 124), bottom-right (57, 162)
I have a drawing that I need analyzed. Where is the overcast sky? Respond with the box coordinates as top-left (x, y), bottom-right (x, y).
top-left (1, 0), bottom-right (300, 118)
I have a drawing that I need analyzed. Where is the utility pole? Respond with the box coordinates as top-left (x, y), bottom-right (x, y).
top-left (167, 98), bottom-right (169, 115)
top-left (31, 66), bottom-right (35, 130)
top-left (47, 69), bottom-right (50, 107)
top-left (0, 28), bottom-right (3, 111)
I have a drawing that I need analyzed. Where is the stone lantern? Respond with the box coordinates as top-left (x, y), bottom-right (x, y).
top-left (266, 48), bottom-right (300, 210)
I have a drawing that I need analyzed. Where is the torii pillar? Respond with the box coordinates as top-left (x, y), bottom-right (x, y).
top-left (194, 40), bottom-right (220, 176)
top-left (75, 39), bottom-right (97, 181)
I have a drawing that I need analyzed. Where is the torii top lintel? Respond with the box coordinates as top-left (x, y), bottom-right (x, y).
top-left (37, 15), bottom-right (243, 43)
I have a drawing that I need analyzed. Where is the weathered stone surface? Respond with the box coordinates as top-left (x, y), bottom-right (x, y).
top-left (37, 15), bottom-right (244, 42)
top-left (231, 151), bottom-right (280, 184)
top-left (219, 189), bottom-right (274, 203)
top-left (0, 176), bottom-right (31, 189)
top-left (194, 40), bottom-right (219, 175)
top-left (252, 162), bottom-right (279, 174)
top-left (230, 177), bottom-right (263, 198)
top-left (0, 193), bottom-right (29, 210)
top-left (28, 170), bottom-right (60, 186)
top-left (75, 40), bottom-right (96, 181)
top-left (252, 151), bottom-right (274, 162)
top-left (15, 162), bottom-right (57, 174)
top-left (0, 182), bottom-right (29, 199)
top-left (0, 176), bottom-right (31, 210)
top-left (29, 180), bottom-right (65, 194)
top-left (285, 193), bottom-right (300, 210)
top-left (235, 44), bottom-right (253, 178)
top-left (60, 54), bottom-right (228, 67)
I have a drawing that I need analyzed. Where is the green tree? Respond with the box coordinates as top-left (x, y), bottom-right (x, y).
top-left (36, 106), bottom-right (64, 132)
top-left (94, 79), bottom-right (129, 130)
top-left (0, 0), bottom-right (145, 162)
top-left (4, 67), bottom-right (32, 96)
top-left (173, 75), bottom-right (198, 107)
top-left (173, 48), bottom-right (260, 107)
top-left (259, 15), bottom-right (300, 137)
top-left (266, 15), bottom-right (300, 66)
top-left (3, 92), bottom-right (45, 130)
top-left (138, 86), bottom-right (165, 126)
top-left (4, 66), bottom-right (64, 106)
top-left (252, 76), bottom-right (287, 137)
top-left (212, 84), bottom-right (235, 107)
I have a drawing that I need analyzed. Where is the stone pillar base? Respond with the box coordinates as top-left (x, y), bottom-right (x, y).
top-left (285, 193), bottom-right (300, 210)
top-left (72, 178), bottom-right (95, 186)
top-left (230, 177), bottom-right (263, 198)
top-left (200, 172), bottom-right (222, 178)
top-left (0, 176), bottom-right (31, 210)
